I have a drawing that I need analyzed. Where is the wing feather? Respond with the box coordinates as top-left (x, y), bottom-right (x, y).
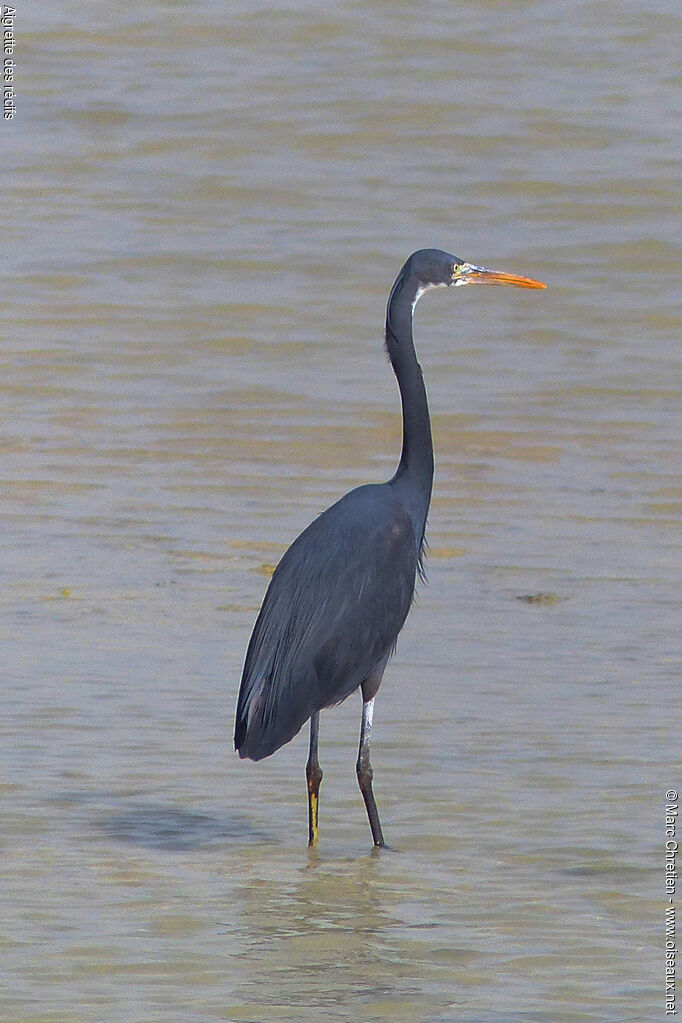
top-left (234, 484), bottom-right (418, 760)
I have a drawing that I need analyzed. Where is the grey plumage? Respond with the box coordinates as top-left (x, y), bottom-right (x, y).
top-left (235, 483), bottom-right (417, 761)
top-left (232, 248), bottom-right (545, 846)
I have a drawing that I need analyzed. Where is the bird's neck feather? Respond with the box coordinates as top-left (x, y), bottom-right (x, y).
top-left (385, 273), bottom-right (434, 537)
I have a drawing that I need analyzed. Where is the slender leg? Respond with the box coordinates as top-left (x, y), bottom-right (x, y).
top-left (306, 711), bottom-right (323, 847)
top-left (356, 697), bottom-right (385, 848)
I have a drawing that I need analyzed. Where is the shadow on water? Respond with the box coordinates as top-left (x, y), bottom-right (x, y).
top-left (95, 804), bottom-right (270, 851)
top-left (50, 791), bottom-right (272, 850)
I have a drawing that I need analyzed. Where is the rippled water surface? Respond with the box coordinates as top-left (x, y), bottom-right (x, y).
top-left (3, 2), bottom-right (680, 1020)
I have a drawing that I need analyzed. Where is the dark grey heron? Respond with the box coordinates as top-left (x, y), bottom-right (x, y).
top-left (234, 248), bottom-right (546, 847)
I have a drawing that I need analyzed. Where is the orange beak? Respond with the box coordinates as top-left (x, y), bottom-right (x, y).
top-left (454, 263), bottom-right (547, 289)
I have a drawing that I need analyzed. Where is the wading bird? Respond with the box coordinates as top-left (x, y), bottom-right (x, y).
top-left (234, 249), bottom-right (545, 848)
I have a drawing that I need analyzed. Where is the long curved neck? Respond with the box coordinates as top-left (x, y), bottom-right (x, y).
top-left (385, 271), bottom-right (434, 541)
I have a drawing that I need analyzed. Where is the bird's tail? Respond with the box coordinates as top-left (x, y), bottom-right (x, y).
top-left (234, 671), bottom-right (312, 762)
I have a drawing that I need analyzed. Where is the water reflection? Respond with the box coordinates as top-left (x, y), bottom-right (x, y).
top-left (231, 852), bottom-right (485, 1018)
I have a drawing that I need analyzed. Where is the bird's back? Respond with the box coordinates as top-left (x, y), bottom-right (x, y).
top-left (234, 483), bottom-right (419, 761)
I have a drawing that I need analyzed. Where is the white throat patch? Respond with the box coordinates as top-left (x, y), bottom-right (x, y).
top-left (411, 280), bottom-right (448, 312)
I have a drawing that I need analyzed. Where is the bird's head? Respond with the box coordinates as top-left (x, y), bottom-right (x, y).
top-left (406, 248), bottom-right (546, 298)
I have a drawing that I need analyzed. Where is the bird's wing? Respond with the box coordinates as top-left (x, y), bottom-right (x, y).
top-left (235, 484), bottom-right (418, 760)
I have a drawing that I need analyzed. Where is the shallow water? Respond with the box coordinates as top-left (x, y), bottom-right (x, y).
top-left (2, 1), bottom-right (679, 1020)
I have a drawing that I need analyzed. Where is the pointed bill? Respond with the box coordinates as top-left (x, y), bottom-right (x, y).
top-left (453, 263), bottom-right (547, 289)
